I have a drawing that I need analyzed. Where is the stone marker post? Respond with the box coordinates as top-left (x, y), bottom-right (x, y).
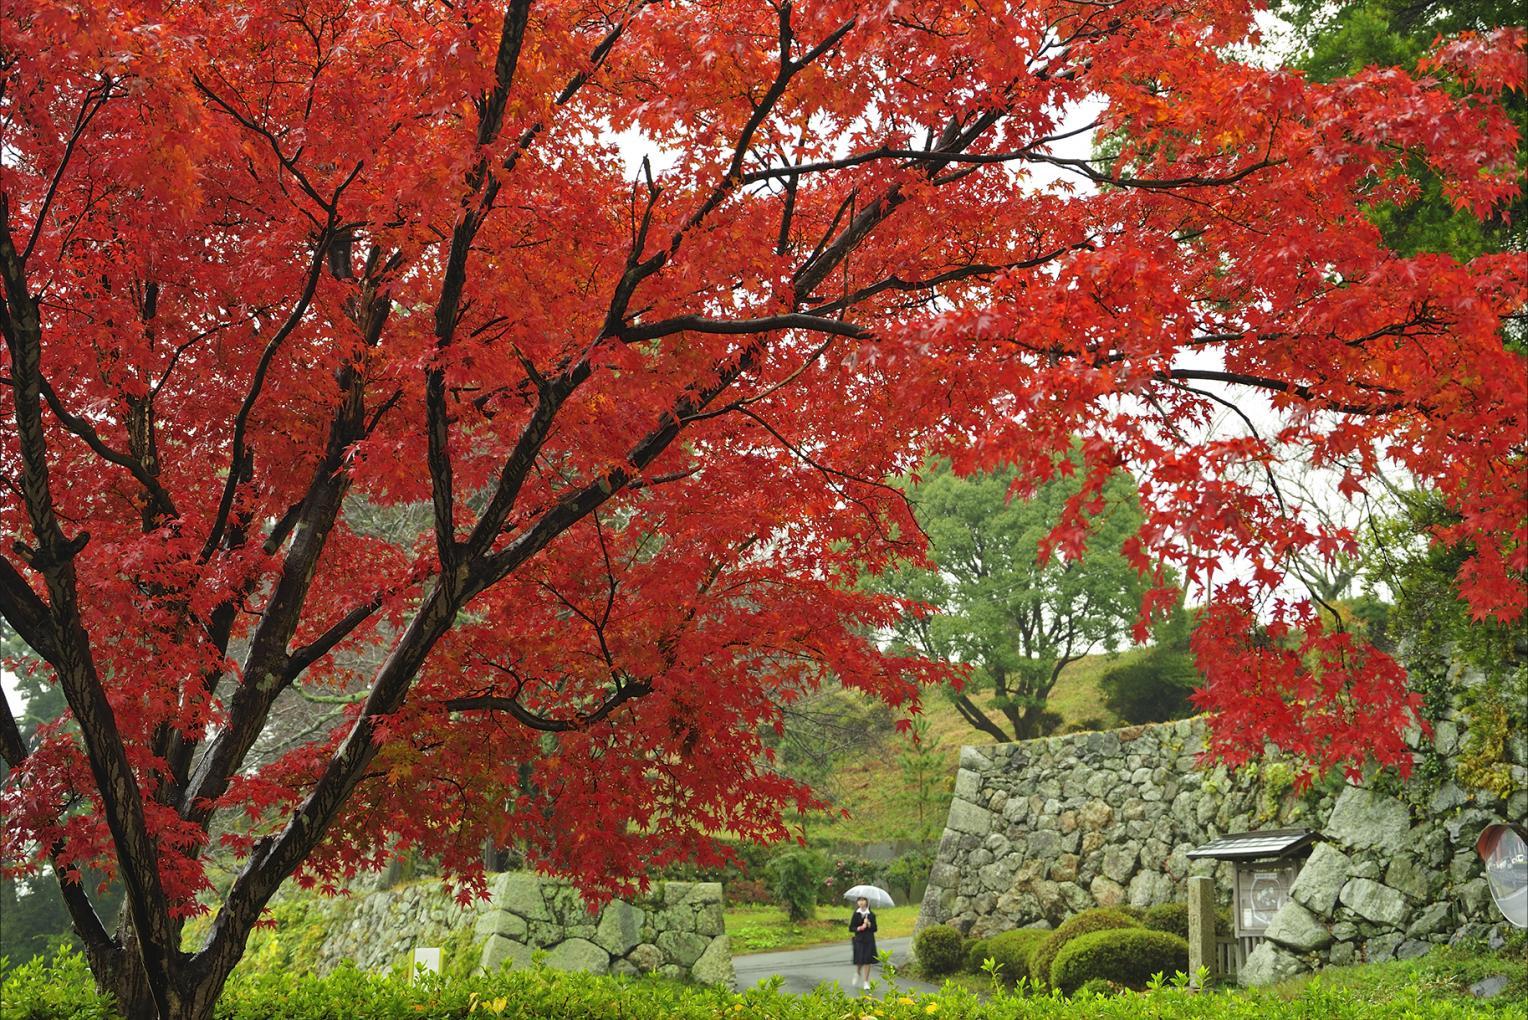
top-left (1187, 875), bottom-right (1217, 986)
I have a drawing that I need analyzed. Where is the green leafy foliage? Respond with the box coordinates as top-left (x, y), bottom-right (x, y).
top-left (885, 849), bottom-right (935, 906)
top-left (1050, 928), bottom-right (1190, 994)
top-left (913, 923), bottom-right (966, 975)
top-left (819, 853), bottom-right (887, 906)
top-left (977, 928), bottom-right (1051, 984)
top-left (766, 849), bottom-right (827, 922)
top-left (3, 943), bottom-right (1522, 1020)
top-left (1028, 908), bottom-right (1142, 987)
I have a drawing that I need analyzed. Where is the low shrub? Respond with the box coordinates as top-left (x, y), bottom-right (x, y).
top-left (725, 878), bottom-right (771, 904)
top-left (0, 943), bottom-right (1517, 1020)
top-left (981, 928), bottom-right (1050, 984)
top-left (1141, 901), bottom-right (1230, 940)
top-left (885, 849), bottom-right (934, 903)
top-left (1051, 928), bottom-right (1190, 995)
top-left (913, 923), bottom-right (965, 976)
top-left (1141, 902), bottom-right (1189, 939)
top-left (1027, 908), bottom-right (1141, 987)
top-left (1076, 977), bottom-right (1127, 997)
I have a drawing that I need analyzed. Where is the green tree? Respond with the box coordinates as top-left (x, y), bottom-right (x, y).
top-left (896, 717), bottom-right (949, 839)
top-left (873, 459), bottom-right (1152, 743)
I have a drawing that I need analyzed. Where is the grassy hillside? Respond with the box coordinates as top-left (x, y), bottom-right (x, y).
top-left (805, 649), bottom-right (1153, 845)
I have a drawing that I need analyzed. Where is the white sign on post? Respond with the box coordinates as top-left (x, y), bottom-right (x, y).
top-left (412, 947), bottom-right (442, 980)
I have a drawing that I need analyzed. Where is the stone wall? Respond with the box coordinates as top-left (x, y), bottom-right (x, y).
top-left (291, 873), bottom-right (734, 988)
top-left (915, 705), bottom-right (1525, 985)
top-left (474, 873), bottom-right (733, 986)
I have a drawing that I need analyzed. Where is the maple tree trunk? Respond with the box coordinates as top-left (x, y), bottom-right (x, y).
top-left (97, 954), bottom-right (228, 1020)
top-left (98, 948), bottom-right (159, 1020)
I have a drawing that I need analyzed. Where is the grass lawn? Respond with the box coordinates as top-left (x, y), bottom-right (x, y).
top-left (725, 903), bottom-right (920, 954)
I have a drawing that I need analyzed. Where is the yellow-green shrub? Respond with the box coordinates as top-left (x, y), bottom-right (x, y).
top-left (1050, 928), bottom-right (1189, 994)
top-left (1027, 908), bottom-right (1141, 986)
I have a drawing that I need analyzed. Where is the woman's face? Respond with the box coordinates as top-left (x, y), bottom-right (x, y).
top-left (857, 897), bottom-right (868, 909)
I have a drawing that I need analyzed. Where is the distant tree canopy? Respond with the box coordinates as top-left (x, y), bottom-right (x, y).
top-left (869, 458), bottom-right (1153, 743)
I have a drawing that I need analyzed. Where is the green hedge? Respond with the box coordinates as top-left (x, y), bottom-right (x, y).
top-left (978, 929), bottom-right (1050, 984)
top-left (1050, 927), bottom-right (1190, 994)
top-left (1, 946), bottom-right (1518, 1020)
top-left (1027, 908), bottom-right (1141, 987)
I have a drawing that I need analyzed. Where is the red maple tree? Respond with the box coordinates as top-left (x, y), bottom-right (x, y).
top-left (2, 1), bottom-right (1523, 1016)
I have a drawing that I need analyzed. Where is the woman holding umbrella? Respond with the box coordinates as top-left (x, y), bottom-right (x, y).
top-left (844, 884), bottom-right (892, 990)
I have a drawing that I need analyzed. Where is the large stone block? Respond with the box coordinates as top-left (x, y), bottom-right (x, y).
top-left (1078, 800), bottom-right (1113, 830)
top-left (1089, 875), bottom-right (1126, 907)
top-left (1101, 845), bottom-right (1138, 883)
top-left (1127, 870), bottom-right (1174, 908)
top-left (690, 935), bottom-right (735, 988)
top-left (1238, 941), bottom-right (1308, 987)
top-left (657, 930), bottom-right (711, 967)
top-left (1289, 843), bottom-right (1351, 919)
top-left (1384, 855), bottom-right (1433, 901)
top-left (493, 873), bottom-right (552, 921)
top-left (543, 937), bottom-right (610, 976)
top-left (626, 942), bottom-right (663, 973)
top-left (1340, 878), bottom-right (1409, 927)
top-left (1028, 828), bottom-right (1063, 859)
top-left (1325, 787), bottom-right (1413, 854)
top-left (479, 934), bottom-right (534, 973)
top-left (1263, 901), bottom-right (1332, 952)
top-left (593, 900), bottom-right (644, 956)
top-left (474, 908), bottom-right (529, 942)
top-left (946, 798), bottom-right (993, 836)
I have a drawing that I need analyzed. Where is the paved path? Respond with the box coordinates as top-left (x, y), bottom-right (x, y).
top-left (732, 936), bottom-right (942, 997)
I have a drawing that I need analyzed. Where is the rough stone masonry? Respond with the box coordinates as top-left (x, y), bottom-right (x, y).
top-left (287, 872), bottom-right (734, 987)
top-left (914, 706), bottom-right (1525, 985)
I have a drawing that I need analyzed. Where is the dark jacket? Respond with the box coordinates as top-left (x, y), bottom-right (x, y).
top-left (849, 908), bottom-right (878, 964)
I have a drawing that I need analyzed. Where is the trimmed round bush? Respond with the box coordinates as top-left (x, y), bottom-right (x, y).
top-left (964, 936), bottom-right (993, 974)
top-left (1140, 901), bottom-right (1189, 938)
top-left (914, 923), bottom-right (966, 975)
top-left (1140, 901), bottom-right (1231, 939)
top-left (1027, 908), bottom-right (1141, 987)
top-left (982, 928), bottom-right (1050, 984)
top-left (1050, 928), bottom-right (1190, 994)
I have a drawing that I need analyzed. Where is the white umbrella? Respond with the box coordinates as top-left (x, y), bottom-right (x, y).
top-left (842, 884), bottom-right (895, 909)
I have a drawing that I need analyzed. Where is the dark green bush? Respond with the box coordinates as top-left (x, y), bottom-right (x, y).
top-left (1027, 908), bottom-right (1141, 987)
top-left (1141, 902), bottom-right (1189, 939)
top-left (981, 928), bottom-right (1050, 983)
top-left (885, 849), bottom-right (935, 904)
top-left (766, 848), bottom-right (826, 921)
top-left (913, 923), bottom-right (966, 976)
top-left (964, 936), bottom-right (993, 974)
top-left (1051, 928), bottom-right (1190, 995)
top-left (1099, 650), bottom-right (1200, 724)
top-left (1141, 901), bottom-right (1230, 940)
